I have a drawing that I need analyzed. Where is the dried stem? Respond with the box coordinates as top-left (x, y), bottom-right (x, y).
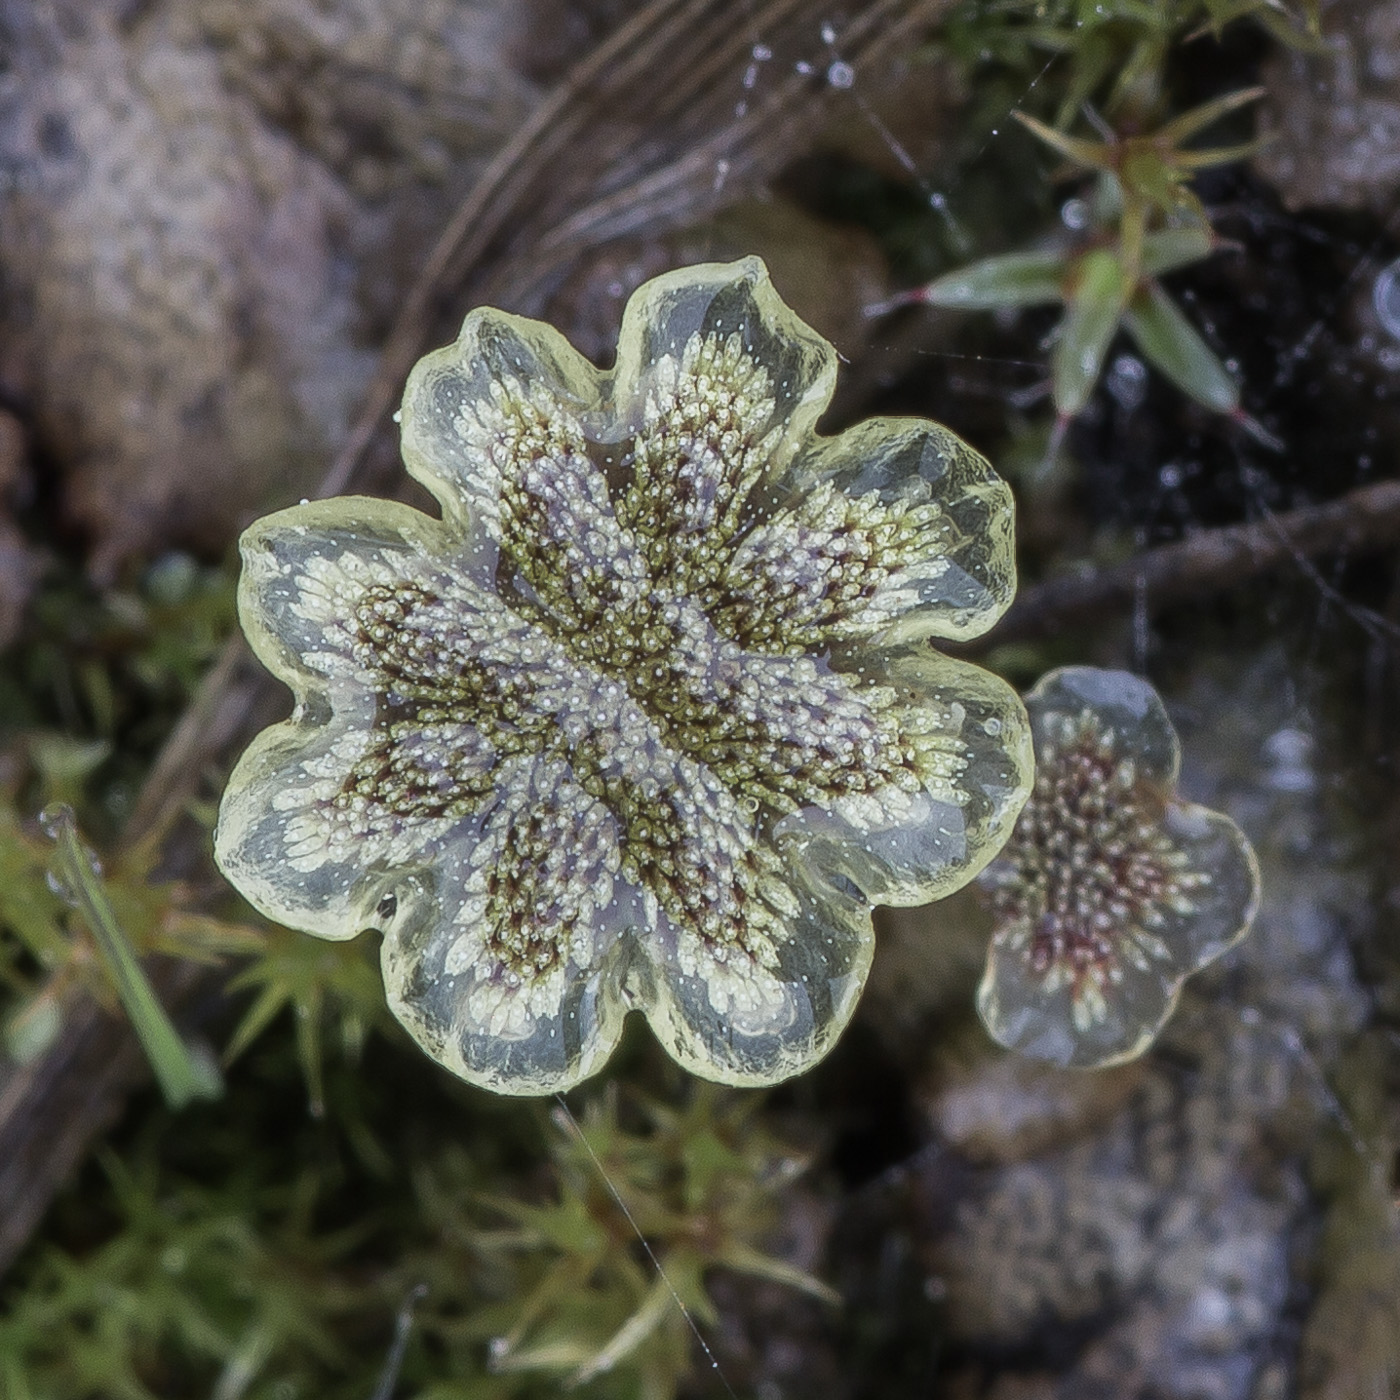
top-left (989, 479), bottom-right (1400, 645)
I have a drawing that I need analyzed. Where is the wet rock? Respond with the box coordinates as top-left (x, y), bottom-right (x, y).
top-left (192, 0), bottom-right (537, 200)
top-left (922, 1003), bottom-right (1307, 1398)
top-left (1256, 0), bottom-right (1400, 212)
top-left (924, 1049), bottom-right (1143, 1167)
top-left (845, 644), bottom-right (1389, 1397)
top-left (0, 409), bottom-right (40, 648)
top-left (0, 0), bottom-right (541, 573)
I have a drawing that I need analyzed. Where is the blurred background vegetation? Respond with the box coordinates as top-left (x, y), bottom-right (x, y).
top-left (4, 1), bottom-right (1400, 1396)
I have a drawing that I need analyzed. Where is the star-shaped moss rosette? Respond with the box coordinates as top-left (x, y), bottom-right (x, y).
top-left (976, 666), bottom-right (1260, 1070)
top-left (214, 258), bottom-right (1032, 1095)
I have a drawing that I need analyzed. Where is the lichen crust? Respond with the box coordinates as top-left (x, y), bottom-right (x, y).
top-left (215, 257), bottom-right (1032, 1094)
top-left (976, 666), bottom-right (1261, 1070)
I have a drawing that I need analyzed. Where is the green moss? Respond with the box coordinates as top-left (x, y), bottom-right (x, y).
top-left (942, 0), bottom-right (1319, 127)
top-left (0, 552), bottom-right (236, 835)
top-left (0, 1039), bottom-right (829, 1400)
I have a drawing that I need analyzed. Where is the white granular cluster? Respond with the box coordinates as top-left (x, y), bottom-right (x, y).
top-left (621, 330), bottom-right (782, 587)
top-left (446, 755), bottom-right (622, 1039)
top-left (277, 327), bottom-right (968, 1029)
top-left (215, 260), bottom-right (1033, 1093)
top-left (713, 481), bottom-right (955, 651)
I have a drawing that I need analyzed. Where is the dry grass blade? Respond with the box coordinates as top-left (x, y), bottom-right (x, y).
top-left (323, 0), bottom-right (947, 496)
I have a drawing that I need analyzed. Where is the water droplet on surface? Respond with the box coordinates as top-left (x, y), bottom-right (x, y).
top-left (38, 802), bottom-right (73, 841)
top-left (1373, 256), bottom-right (1400, 340)
top-left (1107, 354), bottom-right (1148, 413)
top-left (1262, 726), bottom-right (1315, 793)
top-left (146, 551), bottom-right (198, 605)
top-left (45, 869), bottom-right (77, 906)
top-left (826, 60), bottom-right (854, 89)
top-left (4, 995), bottom-right (62, 1065)
top-left (1061, 197), bottom-right (1090, 230)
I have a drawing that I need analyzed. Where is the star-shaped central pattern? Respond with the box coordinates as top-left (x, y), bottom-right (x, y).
top-left (216, 260), bottom-right (1032, 1093)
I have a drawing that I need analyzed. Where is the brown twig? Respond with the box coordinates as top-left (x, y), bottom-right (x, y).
top-left (988, 478), bottom-right (1400, 645)
top-left (0, 957), bottom-right (211, 1277)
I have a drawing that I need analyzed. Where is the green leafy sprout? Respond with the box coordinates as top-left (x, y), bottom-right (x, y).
top-left (40, 802), bottom-right (222, 1108)
top-left (474, 1085), bottom-right (835, 1396)
top-left (875, 88), bottom-right (1281, 451)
